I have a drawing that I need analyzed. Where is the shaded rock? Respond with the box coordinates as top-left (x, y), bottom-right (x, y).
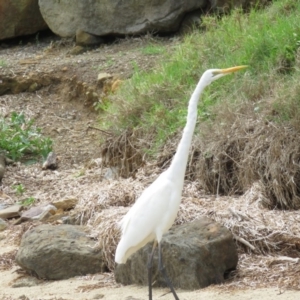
top-left (179, 10), bottom-right (202, 35)
top-left (14, 204), bottom-right (57, 225)
top-left (16, 224), bottom-right (106, 279)
top-left (76, 29), bottom-right (104, 46)
top-left (0, 218), bottom-right (8, 231)
top-left (61, 211), bottom-right (86, 225)
top-left (39, 0), bottom-right (264, 38)
top-left (0, 204), bottom-right (23, 219)
top-left (0, 0), bottom-right (48, 41)
top-left (39, 0), bottom-right (208, 37)
top-left (115, 217), bottom-right (238, 289)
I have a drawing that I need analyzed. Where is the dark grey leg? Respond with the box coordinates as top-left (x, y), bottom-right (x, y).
top-left (147, 241), bottom-right (157, 300)
top-left (158, 242), bottom-right (180, 300)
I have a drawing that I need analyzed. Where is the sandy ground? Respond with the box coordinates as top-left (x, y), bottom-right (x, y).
top-left (1, 243), bottom-right (300, 300)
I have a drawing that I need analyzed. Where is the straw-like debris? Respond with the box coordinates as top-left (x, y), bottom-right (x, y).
top-left (80, 172), bottom-right (300, 290)
top-left (0, 250), bottom-right (17, 271)
top-left (101, 129), bottom-right (145, 178)
top-left (2, 149), bottom-right (300, 289)
top-left (195, 104), bottom-right (300, 209)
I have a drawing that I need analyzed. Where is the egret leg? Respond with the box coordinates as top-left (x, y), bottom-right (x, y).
top-left (147, 241), bottom-right (157, 300)
top-left (158, 242), bottom-right (180, 300)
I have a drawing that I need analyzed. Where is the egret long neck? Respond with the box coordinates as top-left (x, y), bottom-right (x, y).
top-left (167, 79), bottom-right (205, 185)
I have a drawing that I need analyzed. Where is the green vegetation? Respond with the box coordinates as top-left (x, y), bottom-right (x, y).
top-left (0, 112), bottom-right (53, 161)
top-left (141, 43), bottom-right (165, 55)
top-left (19, 197), bottom-right (36, 206)
top-left (13, 184), bottom-right (26, 196)
top-left (101, 0), bottom-right (300, 155)
top-left (0, 60), bottom-right (7, 67)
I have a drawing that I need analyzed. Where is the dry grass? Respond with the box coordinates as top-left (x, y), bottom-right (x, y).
top-left (101, 129), bottom-right (146, 178)
top-left (194, 96), bottom-right (300, 209)
top-left (2, 152), bottom-right (300, 290)
top-left (0, 250), bottom-right (17, 271)
top-left (74, 165), bottom-right (300, 290)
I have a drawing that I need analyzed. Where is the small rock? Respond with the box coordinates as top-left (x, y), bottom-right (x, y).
top-left (0, 205), bottom-right (23, 219)
top-left (14, 204), bottom-right (57, 225)
top-left (18, 295), bottom-right (30, 300)
top-left (11, 276), bottom-right (41, 288)
top-left (93, 295), bottom-right (104, 299)
top-left (68, 45), bottom-right (87, 55)
top-left (103, 167), bottom-right (119, 180)
top-left (52, 198), bottom-right (78, 210)
top-left (28, 82), bottom-right (39, 92)
top-left (97, 73), bottom-right (113, 85)
top-left (0, 217), bottom-right (8, 231)
top-left (42, 152), bottom-right (58, 170)
top-left (76, 29), bottom-right (104, 46)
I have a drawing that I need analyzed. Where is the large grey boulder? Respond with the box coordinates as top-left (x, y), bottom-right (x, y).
top-left (38, 0), bottom-right (207, 38)
top-left (115, 217), bottom-right (238, 289)
top-left (0, 0), bottom-right (48, 41)
top-left (38, 0), bottom-right (263, 38)
top-left (16, 224), bottom-right (107, 279)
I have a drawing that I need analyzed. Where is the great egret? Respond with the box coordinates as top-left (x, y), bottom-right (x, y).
top-left (115, 66), bottom-right (247, 299)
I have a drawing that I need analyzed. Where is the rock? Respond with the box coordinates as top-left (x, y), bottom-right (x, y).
top-left (52, 198), bottom-right (78, 210)
top-left (16, 224), bottom-right (107, 279)
top-left (42, 152), bottom-right (58, 170)
top-left (39, 0), bottom-right (263, 38)
top-left (97, 73), bottom-right (113, 86)
top-left (68, 45), bottom-right (87, 55)
top-left (11, 276), bottom-right (41, 288)
top-left (76, 29), bottom-right (104, 46)
top-left (0, 204), bottom-right (23, 219)
top-left (28, 82), bottom-right (39, 92)
top-left (0, 0), bottom-right (48, 41)
top-left (0, 218), bottom-right (8, 231)
top-left (16, 296), bottom-right (30, 300)
top-left (38, 0), bottom-right (208, 37)
top-left (115, 217), bottom-right (238, 289)
top-left (14, 204), bottom-right (57, 225)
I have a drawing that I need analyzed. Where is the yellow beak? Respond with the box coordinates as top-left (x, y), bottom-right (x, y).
top-left (220, 65), bottom-right (248, 74)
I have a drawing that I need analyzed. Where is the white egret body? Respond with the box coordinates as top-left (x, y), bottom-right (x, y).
top-left (115, 66), bottom-right (247, 299)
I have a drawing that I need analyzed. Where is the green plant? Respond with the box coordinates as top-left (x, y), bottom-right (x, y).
top-left (141, 44), bottom-right (164, 55)
top-left (0, 60), bottom-right (7, 67)
top-left (20, 197), bottom-right (36, 206)
top-left (0, 112), bottom-right (53, 161)
top-left (13, 184), bottom-right (25, 196)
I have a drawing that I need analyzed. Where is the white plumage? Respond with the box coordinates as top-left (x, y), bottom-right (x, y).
top-left (115, 66), bottom-right (247, 300)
